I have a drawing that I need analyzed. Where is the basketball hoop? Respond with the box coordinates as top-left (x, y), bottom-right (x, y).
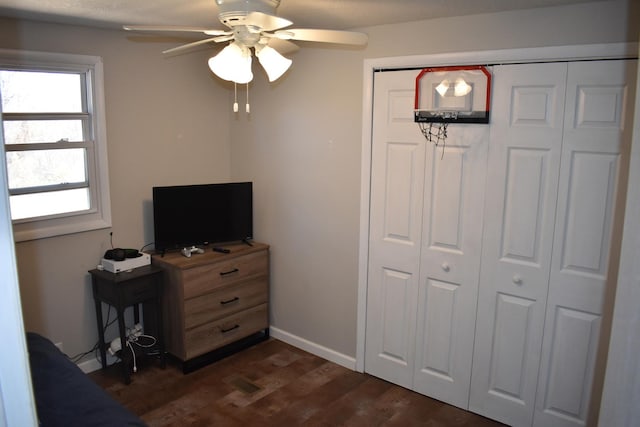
top-left (414, 65), bottom-right (492, 157)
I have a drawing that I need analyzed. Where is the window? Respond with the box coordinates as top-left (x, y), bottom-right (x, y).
top-left (0, 50), bottom-right (111, 241)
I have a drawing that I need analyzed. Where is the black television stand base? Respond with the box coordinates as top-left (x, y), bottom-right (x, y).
top-left (178, 328), bottom-right (270, 374)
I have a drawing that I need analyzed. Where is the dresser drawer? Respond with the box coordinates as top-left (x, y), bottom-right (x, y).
top-left (185, 303), bottom-right (268, 359)
top-left (184, 277), bottom-right (268, 329)
top-left (182, 250), bottom-right (268, 299)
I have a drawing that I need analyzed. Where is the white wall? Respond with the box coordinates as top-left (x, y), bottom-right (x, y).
top-left (598, 40), bottom-right (640, 427)
top-left (231, 0), bottom-right (639, 362)
top-left (0, 17), bottom-right (234, 362)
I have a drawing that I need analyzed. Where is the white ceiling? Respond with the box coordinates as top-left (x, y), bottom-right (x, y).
top-left (0, 0), bottom-right (605, 31)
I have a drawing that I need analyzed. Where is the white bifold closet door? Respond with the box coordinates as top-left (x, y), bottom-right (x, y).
top-left (468, 62), bottom-right (568, 426)
top-left (532, 60), bottom-right (636, 427)
top-left (365, 69), bottom-right (489, 409)
top-left (469, 59), bottom-right (636, 427)
top-left (365, 58), bottom-right (636, 427)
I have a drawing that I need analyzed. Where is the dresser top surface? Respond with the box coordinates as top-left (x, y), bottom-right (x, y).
top-left (151, 242), bottom-right (269, 270)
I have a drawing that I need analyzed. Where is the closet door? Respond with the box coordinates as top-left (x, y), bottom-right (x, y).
top-left (533, 59), bottom-right (637, 427)
top-left (469, 62), bottom-right (568, 427)
top-left (414, 125), bottom-right (489, 408)
top-left (365, 69), bottom-right (426, 388)
top-left (365, 69), bottom-right (489, 409)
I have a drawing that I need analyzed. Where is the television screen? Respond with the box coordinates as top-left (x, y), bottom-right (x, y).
top-left (152, 182), bottom-right (253, 252)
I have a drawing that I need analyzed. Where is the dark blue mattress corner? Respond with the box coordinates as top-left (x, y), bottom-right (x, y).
top-left (26, 332), bottom-right (147, 427)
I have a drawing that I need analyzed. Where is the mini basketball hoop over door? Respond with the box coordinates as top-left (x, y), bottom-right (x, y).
top-left (414, 65), bottom-right (491, 149)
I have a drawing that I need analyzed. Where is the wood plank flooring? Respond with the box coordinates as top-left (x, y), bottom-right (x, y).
top-left (89, 339), bottom-right (505, 426)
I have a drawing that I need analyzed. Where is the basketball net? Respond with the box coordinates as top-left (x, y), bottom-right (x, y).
top-left (418, 122), bottom-right (448, 159)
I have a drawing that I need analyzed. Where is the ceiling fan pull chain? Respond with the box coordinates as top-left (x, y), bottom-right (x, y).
top-left (246, 83), bottom-right (250, 113)
top-left (233, 82), bottom-right (239, 112)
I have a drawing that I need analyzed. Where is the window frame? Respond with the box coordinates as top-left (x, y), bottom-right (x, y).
top-left (0, 49), bottom-right (111, 242)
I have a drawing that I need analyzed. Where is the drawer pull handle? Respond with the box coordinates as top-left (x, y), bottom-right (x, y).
top-left (220, 296), bottom-right (240, 305)
top-left (220, 268), bottom-right (239, 276)
top-left (221, 324), bottom-right (239, 333)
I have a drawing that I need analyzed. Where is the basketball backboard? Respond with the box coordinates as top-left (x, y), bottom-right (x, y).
top-left (414, 65), bottom-right (491, 123)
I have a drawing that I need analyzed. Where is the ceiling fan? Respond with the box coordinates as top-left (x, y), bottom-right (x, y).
top-left (123, 0), bottom-right (368, 84)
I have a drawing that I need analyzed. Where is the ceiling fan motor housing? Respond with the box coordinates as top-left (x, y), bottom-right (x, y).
top-left (216, 0), bottom-right (281, 27)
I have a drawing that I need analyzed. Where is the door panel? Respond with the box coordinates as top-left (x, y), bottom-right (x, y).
top-left (533, 59), bottom-right (637, 427)
top-left (560, 151), bottom-right (617, 278)
top-left (469, 62), bottom-right (567, 427)
top-left (501, 148), bottom-right (551, 263)
top-left (379, 268), bottom-right (416, 364)
top-left (366, 69), bottom-right (489, 408)
top-left (418, 278), bottom-right (458, 376)
top-left (537, 307), bottom-right (600, 423)
top-left (366, 70), bottom-right (425, 388)
top-left (490, 293), bottom-right (536, 400)
top-left (415, 125), bottom-right (489, 408)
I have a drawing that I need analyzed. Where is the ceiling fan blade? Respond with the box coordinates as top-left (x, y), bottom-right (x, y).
top-left (266, 38), bottom-right (299, 55)
top-left (243, 11), bottom-right (292, 31)
top-left (275, 29), bottom-right (368, 45)
top-left (162, 37), bottom-right (220, 54)
top-left (123, 25), bottom-right (229, 36)
top-left (213, 35), bottom-right (235, 43)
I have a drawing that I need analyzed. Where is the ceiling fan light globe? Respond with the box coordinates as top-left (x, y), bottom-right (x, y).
top-left (256, 45), bottom-right (292, 82)
top-left (208, 42), bottom-right (254, 83)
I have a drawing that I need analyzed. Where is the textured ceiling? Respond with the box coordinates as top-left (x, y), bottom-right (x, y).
top-left (0, 0), bottom-right (606, 31)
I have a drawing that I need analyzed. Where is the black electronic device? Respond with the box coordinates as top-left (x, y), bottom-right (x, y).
top-left (152, 182), bottom-right (253, 253)
top-left (104, 248), bottom-right (141, 261)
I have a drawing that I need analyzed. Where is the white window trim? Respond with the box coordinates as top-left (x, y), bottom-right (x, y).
top-left (0, 49), bottom-right (111, 242)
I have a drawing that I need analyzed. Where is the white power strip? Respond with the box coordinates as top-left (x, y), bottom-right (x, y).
top-left (108, 323), bottom-right (143, 355)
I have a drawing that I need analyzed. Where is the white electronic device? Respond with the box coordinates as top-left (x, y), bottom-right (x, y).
top-left (181, 246), bottom-right (205, 258)
top-left (101, 252), bottom-right (151, 273)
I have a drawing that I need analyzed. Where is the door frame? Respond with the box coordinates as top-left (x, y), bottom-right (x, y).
top-left (356, 42), bottom-right (639, 373)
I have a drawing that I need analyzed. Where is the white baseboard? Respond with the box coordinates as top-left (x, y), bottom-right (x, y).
top-left (77, 352), bottom-right (120, 373)
top-left (78, 328), bottom-right (357, 373)
top-left (269, 327), bottom-right (357, 371)
top-left (78, 357), bottom-right (102, 373)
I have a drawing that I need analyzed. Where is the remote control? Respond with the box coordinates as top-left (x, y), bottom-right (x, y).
top-left (213, 247), bottom-right (230, 254)
top-left (181, 246), bottom-right (205, 258)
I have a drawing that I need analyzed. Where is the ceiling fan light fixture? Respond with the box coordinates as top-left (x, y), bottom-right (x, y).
top-left (255, 45), bottom-right (292, 82)
top-left (208, 42), bottom-right (253, 83)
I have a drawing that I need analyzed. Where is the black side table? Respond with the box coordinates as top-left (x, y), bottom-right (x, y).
top-left (89, 264), bottom-right (165, 384)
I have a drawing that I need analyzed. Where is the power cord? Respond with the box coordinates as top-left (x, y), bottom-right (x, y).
top-left (126, 340), bottom-right (137, 372)
top-left (108, 327), bottom-right (158, 374)
top-left (68, 305), bottom-right (117, 364)
top-left (139, 242), bottom-right (154, 252)
top-left (127, 333), bottom-right (157, 373)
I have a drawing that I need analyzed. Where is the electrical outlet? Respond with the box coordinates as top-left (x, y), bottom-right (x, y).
top-left (54, 342), bottom-right (63, 353)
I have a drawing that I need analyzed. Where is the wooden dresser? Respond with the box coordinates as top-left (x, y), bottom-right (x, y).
top-left (152, 242), bottom-right (269, 372)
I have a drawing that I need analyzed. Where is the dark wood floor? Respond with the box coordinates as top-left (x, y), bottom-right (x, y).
top-left (89, 339), bottom-right (505, 426)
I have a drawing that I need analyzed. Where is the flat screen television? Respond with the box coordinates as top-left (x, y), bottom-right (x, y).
top-left (152, 182), bottom-right (253, 253)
